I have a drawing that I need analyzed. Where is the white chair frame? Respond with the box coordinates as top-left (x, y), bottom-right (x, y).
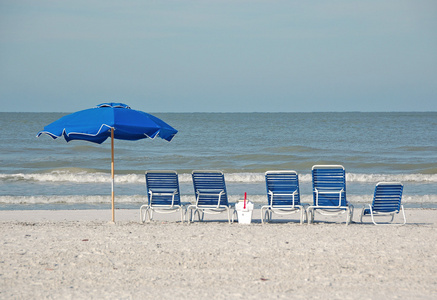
top-left (360, 204), bottom-right (406, 225)
top-left (307, 188), bottom-right (354, 225)
top-left (261, 190), bottom-right (307, 224)
top-left (187, 190), bottom-right (233, 224)
top-left (140, 190), bottom-right (186, 223)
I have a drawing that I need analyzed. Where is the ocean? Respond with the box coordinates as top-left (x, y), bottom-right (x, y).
top-left (1, 111), bottom-right (436, 210)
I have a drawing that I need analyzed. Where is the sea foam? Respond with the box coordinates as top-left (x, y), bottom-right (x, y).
top-left (1, 171), bottom-right (436, 184)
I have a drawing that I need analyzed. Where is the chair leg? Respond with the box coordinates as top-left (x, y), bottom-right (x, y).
top-left (300, 208), bottom-right (305, 225)
top-left (346, 206), bottom-right (354, 225)
top-left (227, 207), bottom-right (232, 224)
top-left (144, 207), bottom-right (151, 222)
top-left (302, 209), bottom-right (308, 224)
top-left (232, 209), bottom-right (238, 223)
top-left (264, 209), bottom-right (271, 223)
top-left (191, 209), bottom-right (201, 222)
top-left (260, 207), bottom-right (266, 224)
top-left (400, 205), bottom-right (407, 225)
top-left (307, 208), bottom-right (313, 224)
top-left (310, 209), bottom-right (315, 224)
top-left (187, 208), bottom-right (193, 224)
top-left (370, 208), bottom-right (377, 225)
top-left (145, 208), bottom-right (150, 222)
top-left (191, 208), bottom-right (199, 222)
top-left (139, 206), bottom-right (146, 223)
top-left (183, 207), bottom-right (188, 223)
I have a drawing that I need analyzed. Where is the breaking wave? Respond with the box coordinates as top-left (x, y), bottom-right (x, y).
top-left (1, 171), bottom-right (437, 184)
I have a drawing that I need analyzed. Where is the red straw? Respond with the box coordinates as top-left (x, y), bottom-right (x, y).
top-left (244, 192), bottom-right (247, 209)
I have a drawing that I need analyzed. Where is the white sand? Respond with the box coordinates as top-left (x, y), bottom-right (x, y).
top-left (1, 208), bottom-right (436, 299)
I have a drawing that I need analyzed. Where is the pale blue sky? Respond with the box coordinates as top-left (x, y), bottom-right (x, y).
top-left (1, 0), bottom-right (436, 112)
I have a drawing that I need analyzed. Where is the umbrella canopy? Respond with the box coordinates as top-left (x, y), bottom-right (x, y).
top-left (37, 102), bottom-right (177, 143)
top-left (37, 102), bottom-right (178, 222)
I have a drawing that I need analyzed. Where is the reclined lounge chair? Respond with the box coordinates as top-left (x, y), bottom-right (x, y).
top-left (140, 170), bottom-right (186, 223)
top-left (188, 170), bottom-right (233, 223)
top-left (262, 171), bottom-right (306, 224)
top-left (307, 165), bottom-right (354, 225)
top-left (360, 182), bottom-right (406, 225)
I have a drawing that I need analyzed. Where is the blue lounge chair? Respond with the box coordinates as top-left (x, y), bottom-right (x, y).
top-left (360, 182), bottom-right (406, 225)
top-left (188, 170), bottom-right (233, 223)
top-left (140, 170), bottom-right (186, 223)
top-left (261, 171), bottom-right (307, 224)
top-left (307, 165), bottom-right (354, 224)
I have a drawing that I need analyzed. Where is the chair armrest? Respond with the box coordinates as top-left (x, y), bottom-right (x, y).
top-left (268, 190), bottom-right (298, 207)
top-left (196, 190), bottom-right (225, 208)
top-left (314, 188), bottom-right (344, 207)
top-left (149, 189), bottom-right (178, 207)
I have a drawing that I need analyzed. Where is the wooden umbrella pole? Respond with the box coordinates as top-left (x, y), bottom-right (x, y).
top-left (111, 128), bottom-right (115, 222)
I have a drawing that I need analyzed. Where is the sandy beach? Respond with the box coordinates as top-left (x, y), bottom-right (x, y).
top-left (1, 208), bottom-right (436, 299)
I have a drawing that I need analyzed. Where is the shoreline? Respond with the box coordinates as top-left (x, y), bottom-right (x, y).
top-left (0, 207), bottom-right (436, 224)
top-left (1, 209), bottom-right (436, 299)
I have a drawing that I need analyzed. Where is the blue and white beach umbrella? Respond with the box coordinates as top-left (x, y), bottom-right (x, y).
top-left (37, 103), bottom-right (178, 222)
